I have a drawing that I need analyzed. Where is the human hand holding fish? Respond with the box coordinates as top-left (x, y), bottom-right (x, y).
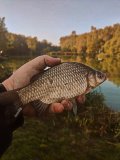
top-left (2, 55), bottom-right (85, 116)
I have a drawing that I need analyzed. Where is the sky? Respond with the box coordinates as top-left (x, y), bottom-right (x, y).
top-left (0, 0), bottom-right (120, 45)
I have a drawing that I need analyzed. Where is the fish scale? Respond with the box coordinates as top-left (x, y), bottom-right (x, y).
top-left (18, 62), bottom-right (106, 106)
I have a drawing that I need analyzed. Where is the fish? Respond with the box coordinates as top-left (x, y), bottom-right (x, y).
top-left (0, 62), bottom-right (106, 116)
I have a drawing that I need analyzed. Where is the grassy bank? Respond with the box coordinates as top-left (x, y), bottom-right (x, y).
top-left (1, 92), bottom-right (120, 160)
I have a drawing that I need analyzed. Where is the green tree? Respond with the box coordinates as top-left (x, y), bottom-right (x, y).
top-left (6, 33), bottom-right (29, 56)
top-left (0, 17), bottom-right (8, 54)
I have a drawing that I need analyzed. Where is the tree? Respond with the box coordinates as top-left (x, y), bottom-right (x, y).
top-left (60, 23), bottom-right (120, 60)
top-left (0, 17), bottom-right (8, 54)
top-left (26, 36), bottom-right (38, 56)
top-left (91, 26), bottom-right (96, 32)
top-left (71, 31), bottom-right (76, 36)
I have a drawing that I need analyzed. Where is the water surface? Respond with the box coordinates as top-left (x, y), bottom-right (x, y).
top-left (100, 80), bottom-right (120, 111)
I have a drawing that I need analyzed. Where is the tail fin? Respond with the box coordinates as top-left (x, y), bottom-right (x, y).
top-left (0, 90), bottom-right (19, 106)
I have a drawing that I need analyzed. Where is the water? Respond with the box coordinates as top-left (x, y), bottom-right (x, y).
top-left (0, 56), bottom-right (120, 111)
top-left (100, 80), bottom-right (120, 111)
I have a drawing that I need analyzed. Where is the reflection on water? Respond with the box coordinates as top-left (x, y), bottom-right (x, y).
top-left (0, 55), bottom-right (120, 110)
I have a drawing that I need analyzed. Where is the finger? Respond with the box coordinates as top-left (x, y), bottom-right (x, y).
top-left (76, 95), bottom-right (86, 104)
top-left (30, 55), bottom-right (61, 71)
top-left (49, 103), bottom-right (64, 113)
top-left (61, 100), bottom-right (73, 110)
top-left (43, 55), bottom-right (61, 68)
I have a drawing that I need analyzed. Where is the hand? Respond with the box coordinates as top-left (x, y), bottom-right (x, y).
top-left (2, 55), bottom-right (85, 115)
top-left (2, 55), bottom-right (61, 90)
top-left (49, 94), bottom-right (85, 113)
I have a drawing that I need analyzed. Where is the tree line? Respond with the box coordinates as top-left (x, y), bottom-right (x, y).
top-left (1, 17), bottom-right (120, 59)
top-left (0, 17), bottom-right (60, 57)
top-left (60, 24), bottom-right (120, 60)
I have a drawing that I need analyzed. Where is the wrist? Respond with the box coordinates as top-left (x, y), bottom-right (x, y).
top-left (2, 78), bottom-right (14, 91)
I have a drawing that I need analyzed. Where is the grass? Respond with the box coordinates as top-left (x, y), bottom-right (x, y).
top-left (1, 92), bottom-right (120, 160)
top-left (1, 118), bottom-right (120, 160)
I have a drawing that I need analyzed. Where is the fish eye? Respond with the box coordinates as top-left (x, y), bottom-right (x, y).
top-left (97, 73), bottom-right (104, 79)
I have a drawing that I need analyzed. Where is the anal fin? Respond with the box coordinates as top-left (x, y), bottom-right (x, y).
top-left (31, 100), bottom-right (49, 116)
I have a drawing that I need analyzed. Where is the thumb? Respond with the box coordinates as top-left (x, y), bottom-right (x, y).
top-left (29, 55), bottom-right (61, 71)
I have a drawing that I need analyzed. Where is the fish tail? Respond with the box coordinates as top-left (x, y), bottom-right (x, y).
top-left (0, 90), bottom-right (20, 106)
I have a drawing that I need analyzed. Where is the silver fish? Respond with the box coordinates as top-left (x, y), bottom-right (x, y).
top-left (0, 62), bottom-right (106, 115)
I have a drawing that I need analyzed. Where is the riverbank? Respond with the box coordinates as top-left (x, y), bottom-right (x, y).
top-left (1, 92), bottom-right (120, 160)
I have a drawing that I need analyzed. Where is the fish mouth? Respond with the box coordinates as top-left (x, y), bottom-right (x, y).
top-left (97, 73), bottom-right (107, 87)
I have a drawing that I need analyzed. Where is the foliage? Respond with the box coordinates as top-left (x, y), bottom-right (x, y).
top-left (0, 17), bottom-right (60, 57)
top-left (6, 33), bottom-right (60, 57)
top-left (60, 24), bottom-right (120, 59)
top-left (0, 17), bottom-right (8, 53)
